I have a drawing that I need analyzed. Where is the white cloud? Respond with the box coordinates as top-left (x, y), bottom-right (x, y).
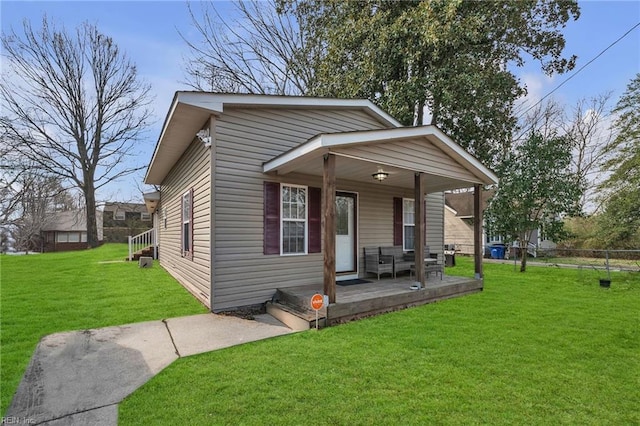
top-left (516, 72), bottom-right (556, 112)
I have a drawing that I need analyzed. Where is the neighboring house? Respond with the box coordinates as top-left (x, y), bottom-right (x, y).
top-left (103, 202), bottom-right (153, 243)
top-left (40, 210), bottom-right (103, 252)
top-left (444, 190), bottom-right (556, 258)
top-left (143, 92), bottom-right (497, 312)
top-left (444, 205), bottom-right (474, 255)
top-left (444, 190), bottom-right (493, 255)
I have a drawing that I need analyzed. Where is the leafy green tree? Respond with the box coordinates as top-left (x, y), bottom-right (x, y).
top-left (596, 189), bottom-right (640, 249)
top-left (485, 131), bottom-right (582, 272)
top-left (287, 0), bottom-right (580, 167)
top-left (597, 73), bottom-right (640, 248)
top-left (186, 1), bottom-right (579, 166)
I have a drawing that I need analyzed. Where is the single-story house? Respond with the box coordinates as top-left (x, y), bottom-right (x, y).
top-left (41, 210), bottom-right (103, 252)
top-left (445, 190), bottom-right (556, 258)
top-left (103, 202), bottom-right (153, 243)
top-left (444, 205), bottom-right (475, 255)
top-left (143, 92), bottom-right (498, 312)
top-left (444, 190), bottom-right (493, 255)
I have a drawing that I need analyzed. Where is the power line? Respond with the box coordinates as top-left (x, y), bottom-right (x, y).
top-left (516, 20), bottom-right (640, 124)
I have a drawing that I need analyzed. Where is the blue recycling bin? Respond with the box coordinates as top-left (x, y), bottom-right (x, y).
top-left (490, 244), bottom-right (506, 259)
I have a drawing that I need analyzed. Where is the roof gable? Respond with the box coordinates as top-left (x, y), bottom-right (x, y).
top-left (263, 126), bottom-right (498, 189)
top-left (145, 92), bottom-right (402, 185)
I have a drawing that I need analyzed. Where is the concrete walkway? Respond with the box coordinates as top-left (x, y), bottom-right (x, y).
top-left (4, 314), bottom-right (292, 425)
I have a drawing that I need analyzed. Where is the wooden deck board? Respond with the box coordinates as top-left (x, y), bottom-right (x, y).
top-left (275, 274), bottom-right (482, 325)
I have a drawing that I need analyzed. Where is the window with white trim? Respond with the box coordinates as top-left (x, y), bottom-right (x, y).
top-left (114, 210), bottom-right (125, 220)
top-left (182, 190), bottom-right (193, 257)
top-left (486, 234), bottom-right (503, 243)
top-left (403, 198), bottom-right (415, 251)
top-left (141, 212), bottom-right (151, 221)
top-left (281, 184), bottom-right (307, 255)
top-left (162, 207), bottom-right (167, 229)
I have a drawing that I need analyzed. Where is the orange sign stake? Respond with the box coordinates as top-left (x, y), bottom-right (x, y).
top-left (310, 293), bottom-right (324, 330)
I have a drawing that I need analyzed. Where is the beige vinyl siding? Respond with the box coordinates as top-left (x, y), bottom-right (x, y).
top-left (335, 138), bottom-right (480, 182)
top-left (213, 108), bottom-right (391, 310)
top-left (158, 136), bottom-right (211, 307)
top-left (357, 187), bottom-right (443, 273)
top-left (426, 192), bottom-right (445, 259)
top-left (444, 207), bottom-right (474, 255)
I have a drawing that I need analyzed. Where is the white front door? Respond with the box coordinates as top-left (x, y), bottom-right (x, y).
top-left (336, 193), bottom-right (357, 275)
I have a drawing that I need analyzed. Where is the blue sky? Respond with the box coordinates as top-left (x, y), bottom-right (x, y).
top-left (2, 1), bottom-right (639, 202)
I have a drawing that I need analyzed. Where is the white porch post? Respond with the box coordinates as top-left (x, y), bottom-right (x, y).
top-left (323, 153), bottom-right (337, 303)
top-left (474, 184), bottom-right (483, 280)
top-left (414, 173), bottom-right (425, 288)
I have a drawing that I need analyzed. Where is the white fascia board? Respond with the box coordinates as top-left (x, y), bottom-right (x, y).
top-left (144, 92), bottom-right (181, 183)
top-left (148, 92), bottom-right (403, 183)
top-left (176, 92), bottom-right (225, 114)
top-left (263, 135), bottom-right (326, 173)
top-left (143, 191), bottom-right (161, 201)
top-left (177, 92), bottom-right (402, 127)
top-left (445, 205), bottom-right (458, 215)
top-left (263, 125), bottom-right (499, 186)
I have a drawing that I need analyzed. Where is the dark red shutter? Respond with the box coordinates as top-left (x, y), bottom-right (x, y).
top-left (189, 188), bottom-right (194, 259)
top-left (308, 187), bottom-right (321, 253)
top-left (263, 181), bottom-right (280, 255)
top-left (393, 197), bottom-right (403, 246)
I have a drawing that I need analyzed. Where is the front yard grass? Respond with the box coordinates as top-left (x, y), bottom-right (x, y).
top-left (120, 258), bottom-right (639, 425)
top-left (0, 244), bottom-right (207, 414)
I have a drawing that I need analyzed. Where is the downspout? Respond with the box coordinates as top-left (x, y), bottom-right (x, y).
top-left (208, 115), bottom-right (217, 312)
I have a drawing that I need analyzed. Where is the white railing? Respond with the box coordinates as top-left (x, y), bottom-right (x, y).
top-left (527, 242), bottom-right (537, 258)
top-left (128, 228), bottom-right (156, 261)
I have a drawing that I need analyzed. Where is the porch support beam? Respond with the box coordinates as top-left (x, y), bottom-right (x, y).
top-left (474, 184), bottom-right (483, 280)
top-left (323, 153), bottom-right (337, 303)
top-left (414, 173), bottom-right (426, 288)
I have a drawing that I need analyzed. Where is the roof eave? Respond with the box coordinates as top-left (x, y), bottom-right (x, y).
top-left (145, 93), bottom-right (403, 185)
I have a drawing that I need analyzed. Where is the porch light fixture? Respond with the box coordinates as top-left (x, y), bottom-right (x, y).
top-left (372, 168), bottom-right (389, 182)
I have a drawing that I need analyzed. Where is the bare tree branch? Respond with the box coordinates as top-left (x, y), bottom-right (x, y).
top-left (180, 0), bottom-right (313, 95)
top-left (519, 94), bottom-right (614, 213)
top-left (1, 16), bottom-right (153, 247)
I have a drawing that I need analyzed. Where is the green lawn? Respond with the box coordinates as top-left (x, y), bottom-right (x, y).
top-left (120, 258), bottom-right (640, 425)
top-left (0, 244), bottom-right (207, 414)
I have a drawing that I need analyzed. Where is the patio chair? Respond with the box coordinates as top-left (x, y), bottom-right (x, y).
top-left (380, 246), bottom-right (413, 278)
top-left (364, 246), bottom-right (394, 280)
top-left (409, 246), bottom-right (444, 280)
top-left (424, 246), bottom-right (444, 279)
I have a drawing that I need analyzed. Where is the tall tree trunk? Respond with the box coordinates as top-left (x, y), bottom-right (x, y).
top-left (430, 95), bottom-right (440, 126)
top-left (413, 99), bottom-right (426, 126)
top-left (519, 239), bottom-right (528, 272)
top-left (84, 185), bottom-right (98, 248)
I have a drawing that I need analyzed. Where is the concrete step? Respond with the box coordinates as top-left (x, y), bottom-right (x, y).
top-left (266, 302), bottom-right (326, 331)
top-left (127, 247), bottom-right (155, 261)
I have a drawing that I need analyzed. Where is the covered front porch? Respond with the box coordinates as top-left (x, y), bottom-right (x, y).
top-left (268, 274), bottom-right (482, 328)
top-left (263, 125), bottom-right (498, 309)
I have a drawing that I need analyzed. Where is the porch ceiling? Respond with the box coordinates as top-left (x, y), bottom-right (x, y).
top-left (263, 126), bottom-right (498, 192)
